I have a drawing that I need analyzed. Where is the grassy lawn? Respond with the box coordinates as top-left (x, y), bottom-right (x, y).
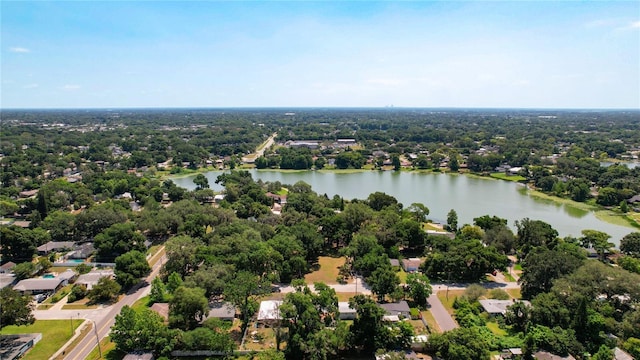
top-left (85, 337), bottom-right (121, 360)
top-left (43, 284), bottom-right (73, 304)
top-left (490, 172), bottom-right (526, 182)
top-left (423, 222), bottom-right (445, 231)
top-left (420, 310), bottom-right (440, 333)
top-left (436, 290), bottom-right (465, 315)
top-left (62, 303), bottom-right (99, 310)
top-left (506, 288), bottom-right (522, 299)
top-left (514, 264), bottom-right (523, 271)
top-left (242, 327), bottom-right (284, 351)
top-left (304, 256), bottom-right (346, 285)
top-left (486, 321), bottom-right (507, 336)
top-left (131, 295), bottom-right (151, 313)
top-left (409, 319), bottom-right (429, 335)
top-left (504, 273), bottom-right (516, 282)
top-left (1, 320), bottom-right (82, 360)
top-left (37, 304), bottom-right (53, 310)
top-left (397, 268), bottom-right (408, 284)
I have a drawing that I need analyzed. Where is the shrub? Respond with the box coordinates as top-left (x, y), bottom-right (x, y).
top-left (410, 308), bottom-right (420, 320)
top-left (67, 285), bottom-right (87, 303)
top-left (463, 284), bottom-right (487, 302)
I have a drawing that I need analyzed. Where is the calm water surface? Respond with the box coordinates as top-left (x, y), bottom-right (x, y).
top-left (172, 170), bottom-right (636, 246)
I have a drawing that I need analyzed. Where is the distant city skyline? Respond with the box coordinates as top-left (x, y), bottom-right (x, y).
top-left (2, 1), bottom-right (639, 109)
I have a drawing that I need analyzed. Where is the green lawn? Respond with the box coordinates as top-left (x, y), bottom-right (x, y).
top-left (130, 295), bottom-right (151, 313)
top-left (486, 321), bottom-right (507, 336)
top-left (436, 290), bottom-right (465, 315)
top-left (304, 256), bottom-right (346, 285)
top-left (1, 320), bottom-right (83, 360)
top-left (503, 273), bottom-right (516, 282)
top-left (490, 172), bottom-right (526, 182)
top-left (421, 310), bottom-right (440, 333)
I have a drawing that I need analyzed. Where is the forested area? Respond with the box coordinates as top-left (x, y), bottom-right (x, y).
top-left (1, 109), bottom-right (640, 359)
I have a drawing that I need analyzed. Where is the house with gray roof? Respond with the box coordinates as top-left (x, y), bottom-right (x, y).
top-left (13, 278), bottom-right (62, 295)
top-left (37, 241), bottom-right (75, 255)
top-left (338, 302), bottom-right (357, 320)
top-left (379, 301), bottom-right (411, 318)
top-left (76, 270), bottom-right (114, 290)
top-left (479, 299), bottom-right (531, 316)
top-left (206, 302), bottom-right (235, 321)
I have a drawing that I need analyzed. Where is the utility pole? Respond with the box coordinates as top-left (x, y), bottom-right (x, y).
top-left (92, 320), bottom-right (102, 358)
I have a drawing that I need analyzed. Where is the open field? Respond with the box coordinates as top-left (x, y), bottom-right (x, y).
top-left (304, 256), bottom-right (346, 285)
top-left (1, 320), bottom-right (82, 360)
top-left (486, 321), bottom-right (507, 336)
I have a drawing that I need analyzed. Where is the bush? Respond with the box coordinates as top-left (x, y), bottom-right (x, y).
top-left (67, 285), bottom-right (87, 303)
top-left (410, 308), bottom-right (420, 320)
top-left (463, 284), bottom-right (487, 302)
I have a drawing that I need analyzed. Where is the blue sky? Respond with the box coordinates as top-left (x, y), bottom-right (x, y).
top-left (2, 1), bottom-right (639, 109)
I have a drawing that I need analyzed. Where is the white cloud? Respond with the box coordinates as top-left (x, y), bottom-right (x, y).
top-left (10, 47), bottom-right (30, 53)
top-left (367, 78), bottom-right (405, 86)
top-left (23, 84), bottom-right (39, 89)
top-left (630, 21), bottom-right (640, 29)
top-left (61, 84), bottom-right (81, 90)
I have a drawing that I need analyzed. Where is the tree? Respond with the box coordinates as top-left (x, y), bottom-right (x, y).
top-left (111, 305), bottom-right (175, 356)
top-left (0, 287), bottom-right (35, 329)
top-left (223, 271), bottom-right (270, 333)
top-left (369, 266), bottom-right (400, 302)
top-left (446, 209), bottom-right (458, 232)
top-left (519, 247), bottom-right (585, 299)
top-left (94, 222), bottom-right (146, 262)
top-left (193, 174), bottom-right (209, 190)
top-left (505, 300), bottom-right (531, 333)
top-left (407, 203), bottom-right (429, 222)
top-left (169, 286), bottom-right (209, 330)
top-left (150, 277), bottom-right (167, 304)
top-left (391, 154), bottom-right (401, 171)
top-left (179, 327), bottom-right (235, 353)
top-left (0, 226), bottom-right (37, 264)
top-left (621, 232), bottom-right (640, 258)
top-left (405, 273), bottom-right (432, 309)
top-left (348, 295), bottom-right (390, 353)
top-left (88, 277), bottom-right (121, 303)
top-left (367, 192), bottom-right (400, 212)
top-left (483, 225), bottom-right (516, 254)
top-left (473, 215), bottom-right (508, 231)
top-left (426, 327), bottom-right (490, 360)
top-left (515, 218), bottom-right (559, 257)
top-left (163, 235), bottom-right (203, 278)
top-left (115, 250), bottom-right (151, 289)
top-left (580, 230), bottom-right (614, 261)
top-left (12, 262), bottom-right (36, 280)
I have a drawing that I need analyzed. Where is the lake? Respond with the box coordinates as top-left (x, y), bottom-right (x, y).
top-left (171, 170), bottom-right (636, 246)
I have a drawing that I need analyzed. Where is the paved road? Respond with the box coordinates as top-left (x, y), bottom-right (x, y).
top-left (427, 293), bottom-right (458, 332)
top-left (62, 249), bottom-right (166, 360)
top-left (278, 275), bottom-right (371, 295)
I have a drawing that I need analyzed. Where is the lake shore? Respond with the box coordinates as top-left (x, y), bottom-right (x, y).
top-left (165, 166), bottom-right (639, 230)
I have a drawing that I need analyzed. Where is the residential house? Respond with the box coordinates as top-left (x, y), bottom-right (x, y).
top-left (0, 262), bottom-right (16, 274)
top-left (18, 189), bottom-right (38, 198)
top-left (122, 352), bottom-right (154, 360)
top-left (532, 351), bottom-right (576, 360)
top-left (0, 274), bottom-right (16, 289)
top-left (613, 347), bottom-right (634, 360)
top-left (379, 301), bottom-right (411, 320)
top-left (500, 348), bottom-right (523, 360)
top-left (57, 269), bottom-right (77, 286)
top-left (150, 303), bottom-right (169, 321)
top-left (338, 302), bottom-right (357, 320)
top-left (76, 270), bottom-right (114, 290)
top-left (401, 258), bottom-right (423, 273)
top-left (410, 335), bottom-right (429, 352)
top-left (389, 259), bottom-right (400, 268)
top-left (13, 278), bottom-right (62, 295)
top-left (37, 241), bottom-right (75, 255)
top-left (206, 302), bottom-right (235, 321)
top-left (67, 243), bottom-right (94, 260)
top-left (0, 333), bottom-right (42, 360)
top-left (479, 299), bottom-right (531, 317)
top-left (257, 300), bottom-right (282, 326)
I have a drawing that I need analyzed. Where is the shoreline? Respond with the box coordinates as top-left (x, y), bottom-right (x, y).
top-left (163, 167), bottom-right (639, 230)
